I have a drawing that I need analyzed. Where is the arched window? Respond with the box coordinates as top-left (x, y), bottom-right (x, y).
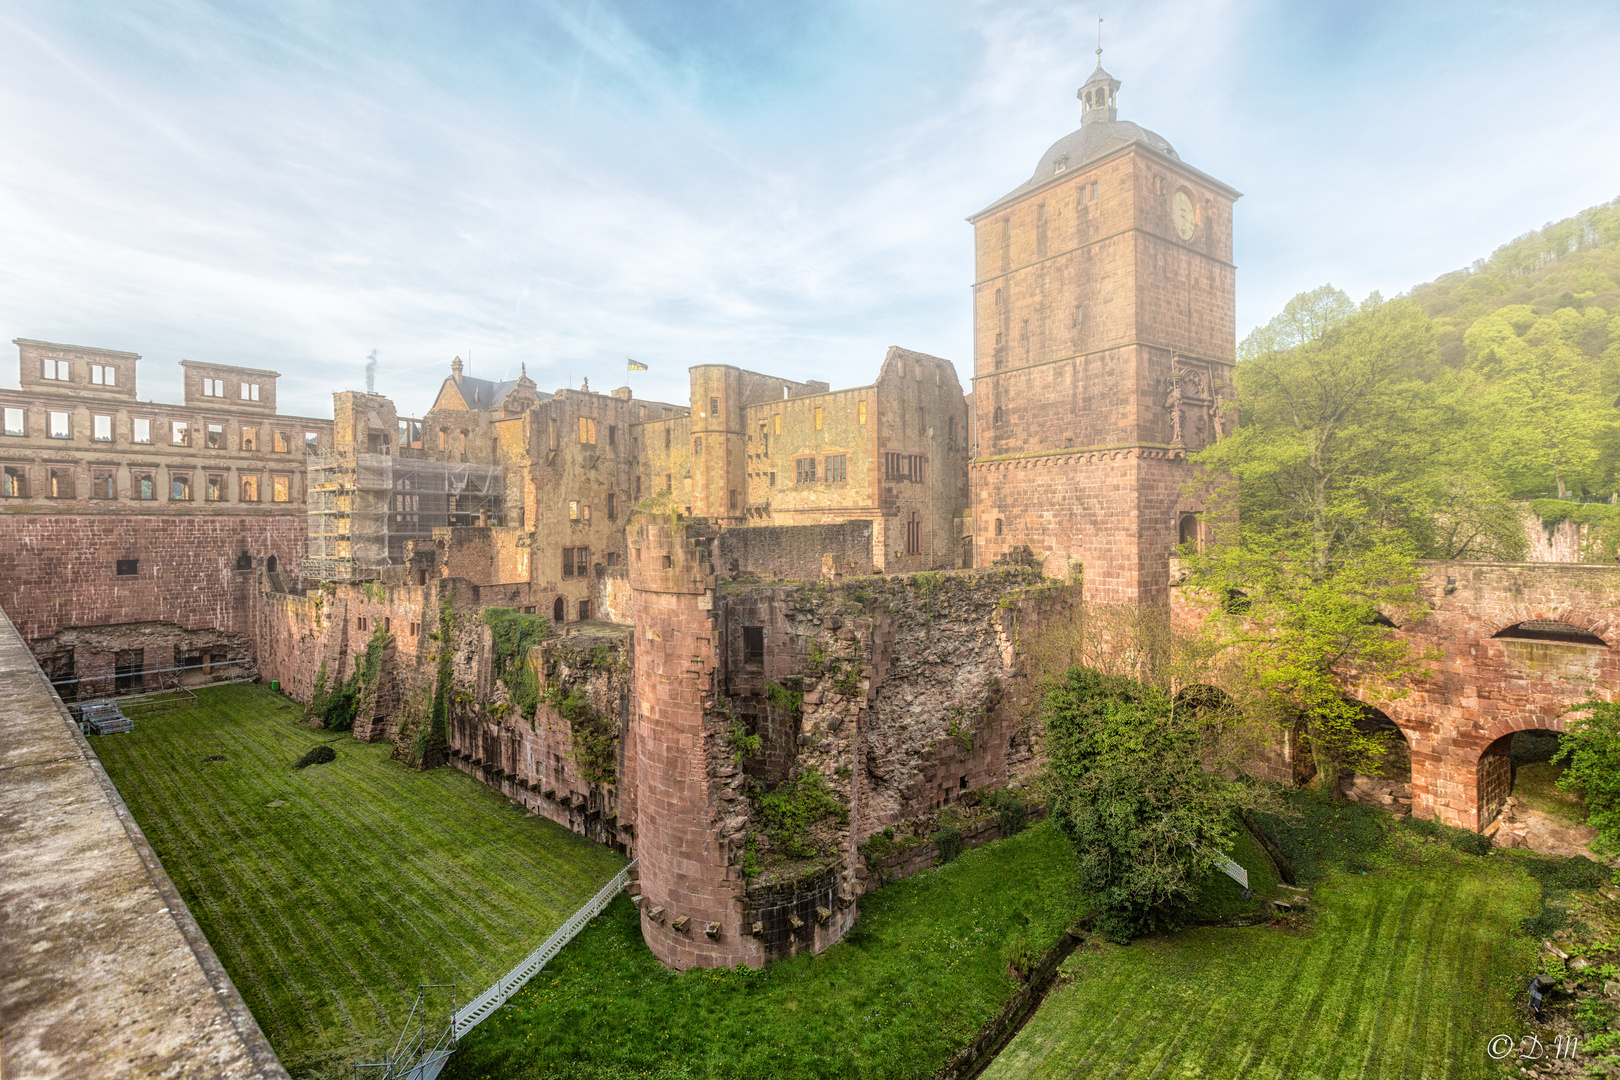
top-left (1493, 620), bottom-right (1607, 647)
top-left (1178, 514), bottom-right (1198, 549)
top-left (266, 554), bottom-right (278, 573)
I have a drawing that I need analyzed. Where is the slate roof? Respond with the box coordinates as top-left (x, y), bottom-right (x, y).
top-left (449, 375), bottom-right (553, 411)
top-left (974, 117), bottom-right (1179, 219)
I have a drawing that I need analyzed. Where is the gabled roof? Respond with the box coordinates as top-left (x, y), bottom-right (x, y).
top-left (431, 370), bottom-right (553, 413)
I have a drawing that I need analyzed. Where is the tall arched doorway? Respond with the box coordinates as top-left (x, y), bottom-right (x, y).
top-left (553, 596), bottom-right (566, 624)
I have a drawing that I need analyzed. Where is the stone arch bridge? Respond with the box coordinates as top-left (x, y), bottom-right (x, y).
top-left (1178, 560), bottom-right (1620, 833)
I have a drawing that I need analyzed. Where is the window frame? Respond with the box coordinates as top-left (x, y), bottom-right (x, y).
top-left (4, 407), bottom-right (24, 436)
top-left (825, 454), bottom-right (847, 483)
top-left (92, 414), bottom-right (113, 442)
top-left (133, 418), bottom-right (152, 444)
top-left (795, 457), bottom-right (817, 485)
top-left (271, 474), bottom-right (291, 503)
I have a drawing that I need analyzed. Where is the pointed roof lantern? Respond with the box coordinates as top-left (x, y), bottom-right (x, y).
top-left (451, 355), bottom-right (464, 378)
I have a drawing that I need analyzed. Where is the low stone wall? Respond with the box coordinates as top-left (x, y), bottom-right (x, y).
top-left (0, 603), bottom-right (287, 1079)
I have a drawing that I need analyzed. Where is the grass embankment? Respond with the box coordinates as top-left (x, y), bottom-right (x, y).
top-left (89, 684), bottom-right (626, 1078)
top-left (984, 793), bottom-right (1543, 1080)
top-left (444, 820), bottom-right (1089, 1080)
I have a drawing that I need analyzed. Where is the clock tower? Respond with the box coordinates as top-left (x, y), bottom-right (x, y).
top-left (967, 55), bottom-right (1240, 605)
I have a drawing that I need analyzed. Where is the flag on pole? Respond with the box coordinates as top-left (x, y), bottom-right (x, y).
top-left (627, 358), bottom-right (648, 371)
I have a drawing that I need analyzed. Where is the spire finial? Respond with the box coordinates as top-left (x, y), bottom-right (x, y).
top-left (1096, 16), bottom-right (1103, 64)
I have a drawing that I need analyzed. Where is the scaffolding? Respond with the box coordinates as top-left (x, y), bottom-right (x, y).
top-left (307, 452), bottom-right (504, 582)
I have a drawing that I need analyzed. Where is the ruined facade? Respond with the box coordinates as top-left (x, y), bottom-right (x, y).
top-left (967, 63), bottom-right (1239, 603)
top-left (0, 339), bottom-right (331, 696)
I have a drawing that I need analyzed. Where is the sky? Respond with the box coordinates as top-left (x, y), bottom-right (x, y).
top-left (1, 0), bottom-right (1617, 418)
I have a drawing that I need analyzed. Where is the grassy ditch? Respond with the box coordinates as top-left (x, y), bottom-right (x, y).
top-left (444, 819), bottom-right (1089, 1080)
top-left (984, 793), bottom-right (1545, 1080)
top-left (89, 683), bottom-right (626, 1078)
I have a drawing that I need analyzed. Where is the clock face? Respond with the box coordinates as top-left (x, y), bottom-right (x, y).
top-left (1172, 190), bottom-right (1196, 240)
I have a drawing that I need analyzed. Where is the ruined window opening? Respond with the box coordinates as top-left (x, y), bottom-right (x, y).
top-left (554, 596), bottom-right (566, 622)
top-left (305, 431), bottom-right (319, 451)
top-left (604, 551), bottom-right (619, 566)
top-left (91, 471), bottom-right (115, 499)
top-left (169, 474), bottom-right (190, 501)
top-left (90, 364), bottom-right (116, 386)
top-left (383, 616), bottom-right (390, 632)
top-left (729, 489), bottom-right (738, 509)
top-left (273, 430), bottom-right (289, 453)
top-left (607, 492), bottom-right (617, 521)
top-left (993, 406), bottom-right (1004, 425)
top-left (661, 554), bottom-right (672, 569)
top-left (1073, 304), bottom-right (1083, 328)
top-left (206, 474), bottom-right (224, 501)
top-left (357, 616), bottom-right (368, 631)
top-left (1493, 621), bottom-right (1608, 647)
top-left (241, 382), bottom-right (259, 402)
top-left (46, 468), bottom-right (72, 499)
top-left (994, 518), bottom-right (1003, 536)
top-left (42, 358), bottom-right (70, 381)
top-left (814, 407), bottom-right (823, 430)
top-left (240, 475), bottom-right (260, 502)
top-left (906, 512), bottom-right (921, 555)
top-left (743, 626), bottom-right (765, 666)
top-left (577, 599), bottom-right (590, 621)
top-left (774, 414), bottom-right (781, 435)
top-left (116, 559), bottom-right (138, 576)
top-left (439, 428), bottom-right (448, 452)
top-left (114, 650), bottom-right (143, 693)
top-left (769, 471), bottom-right (775, 487)
top-left (242, 426), bottom-right (258, 451)
top-left (272, 475), bottom-right (290, 503)
top-left (206, 424), bottom-right (225, 449)
top-left (693, 437), bottom-right (702, 455)
top-left (458, 431), bottom-right (468, 456)
top-left (569, 500), bottom-right (580, 520)
top-left (49, 411), bottom-right (70, 439)
top-left (1178, 513), bottom-right (1199, 550)
top-left (234, 551), bottom-right (252, 571)
top-left (608, 425), bottom-right (617, 447)
top-left (664, 428), bottom-right (671, 450)
top-left (3, 407), bottom-right (22, 436)
top-left (959, 775), bottom-right (968, 790)
top-left (795, 457), bottom-right (817, 484)
top-left (266, 554), bottom-right (278, 573)
top-left (995, 288), bottom-right (1003, 306)
top-left (134, 472), bottom-right (155, 501)
top-left (409, 621), bottom-right (420, 636)
top-left (171, 420), bottom-right (188, 446)
top-left (203, 377), bottom-right (224, 397)
top-left (826, 455), bottom-right (846, 483)
top-left (634, 476), bottom-right (641, 498)
top-left (858, 401), bottom-right (867, 425)
top-left (93, 414), bottom-right (112, 442)
top-left (133, 418), bottom-right (151, 444)
top-left (582, 504), bottom-right (591, 521)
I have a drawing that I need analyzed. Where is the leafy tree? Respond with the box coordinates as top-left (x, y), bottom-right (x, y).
top-left (1043, 667), bottom-right (1273, 943)
top-left (1556, 701), bottom-right (1620, 858)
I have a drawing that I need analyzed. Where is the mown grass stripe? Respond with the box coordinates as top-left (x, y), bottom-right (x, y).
top-left (91, 684), bottom-right (624, 1075)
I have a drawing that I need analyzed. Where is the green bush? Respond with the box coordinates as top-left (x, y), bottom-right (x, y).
top-left (758, 770), bottom-right (846, 860)
top-left (931, 825), bottom-right (963, 864)
top-left (985, 788), bottom-right (1028, 839)
top-left (1400, 815), bottom-right (1492, 855)
top-left (1523, 854), bottom-right (1613, 891)
top-left (293, 744), bottom-right (336, 769)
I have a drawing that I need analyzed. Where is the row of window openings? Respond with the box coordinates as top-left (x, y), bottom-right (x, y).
top-left (40, 360), bottom-right (121, 386)
top-left (1, 408), bottom-right (318, 449)
top-left (200, 377), bottom-right (262, 401)
top-left (565, 493), bottom-right (618, 521)
top-left (561, 547), bottom-right (621, 577)
top-left (113, 552), bottom-right (274, 577)
top-left (1, 466), bottom-right (291, 501)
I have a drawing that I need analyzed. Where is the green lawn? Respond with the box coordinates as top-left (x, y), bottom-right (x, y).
top-left (444, 819), bottom-right (1090, 1080)
top-left (89, 684), bottom-right (626, 1078)
top-left (984, 804), bottom-right (1541, 1080)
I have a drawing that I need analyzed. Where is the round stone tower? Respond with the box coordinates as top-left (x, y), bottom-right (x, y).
top-left (628, 512), bottom-right (761, 969)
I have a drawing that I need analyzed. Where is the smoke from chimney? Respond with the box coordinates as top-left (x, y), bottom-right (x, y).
top-left (365, 349), bottom-right (377, 393)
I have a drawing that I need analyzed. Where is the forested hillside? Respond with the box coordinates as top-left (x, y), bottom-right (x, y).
top-left (1219, 196), bottom-right (1620, 567)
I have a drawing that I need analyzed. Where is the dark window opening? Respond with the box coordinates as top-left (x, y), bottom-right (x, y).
top-left (662, 554), bottom-right (673, 569)
top-left (743, 626), bottom-right (765, 666)
top-left (906, 512), bottom-right (921, 555)
top-left (1493, 620), bottom-right (1608, 647)
top-left (554, 596), bottom-right (566, 622)
top-left (266, 554), bottom-right (278, 573)
top-left (1178, 513), bottom-right (1198, 549)
top-left (608, 425), bottom-right (617, 446)
top-left (116, 559), bottom-right (138, 577)
top-left (577, 599), bottom-right (590, 621)
top-left (710, 396), bottom-right (719, 417)
top-left (607, 492), bottom-right (617, 521)
top-left (114, 649), bottom-right (144, 694)
top-left (234, 551), bottom-right (253, 571)
top-left (729, 489), bottom-right (738, 509)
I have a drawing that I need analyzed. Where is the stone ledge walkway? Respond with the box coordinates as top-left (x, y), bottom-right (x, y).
top-left (0, 605), bottom-right (287, 1079)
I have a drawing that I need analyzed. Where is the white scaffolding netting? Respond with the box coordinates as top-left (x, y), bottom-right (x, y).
top-left (306, 452), bottom-right (503, 581)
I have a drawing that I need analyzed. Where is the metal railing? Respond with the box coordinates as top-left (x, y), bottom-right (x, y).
top-left (362, 859), bottom-right (637, 1079)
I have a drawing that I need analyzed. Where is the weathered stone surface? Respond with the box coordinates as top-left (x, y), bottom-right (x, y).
top-left (0, 606), bottom-right (286, 1080)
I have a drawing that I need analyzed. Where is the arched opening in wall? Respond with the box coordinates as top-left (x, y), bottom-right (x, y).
top-left (1493, 620), bottom-right (1608, 647)
top-left (1174, 684), bottom-right (1240, 769)
top-left (265, 554), bottom-right (278, 573)
top-left (1476, 727), bottom-right (1583, 839)
top-left (1177, 513), bottom-right (1199, 551)
top-left (234, 551), bottom-right (253, 571)
top-left (1338, 703), bottom-right (1412, 813)
top-left (553, 596), bottom-right (565, 623)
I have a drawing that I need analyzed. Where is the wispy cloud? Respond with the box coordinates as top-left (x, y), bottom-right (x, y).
top-left (0, 0), bottom-right (1616, 417)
